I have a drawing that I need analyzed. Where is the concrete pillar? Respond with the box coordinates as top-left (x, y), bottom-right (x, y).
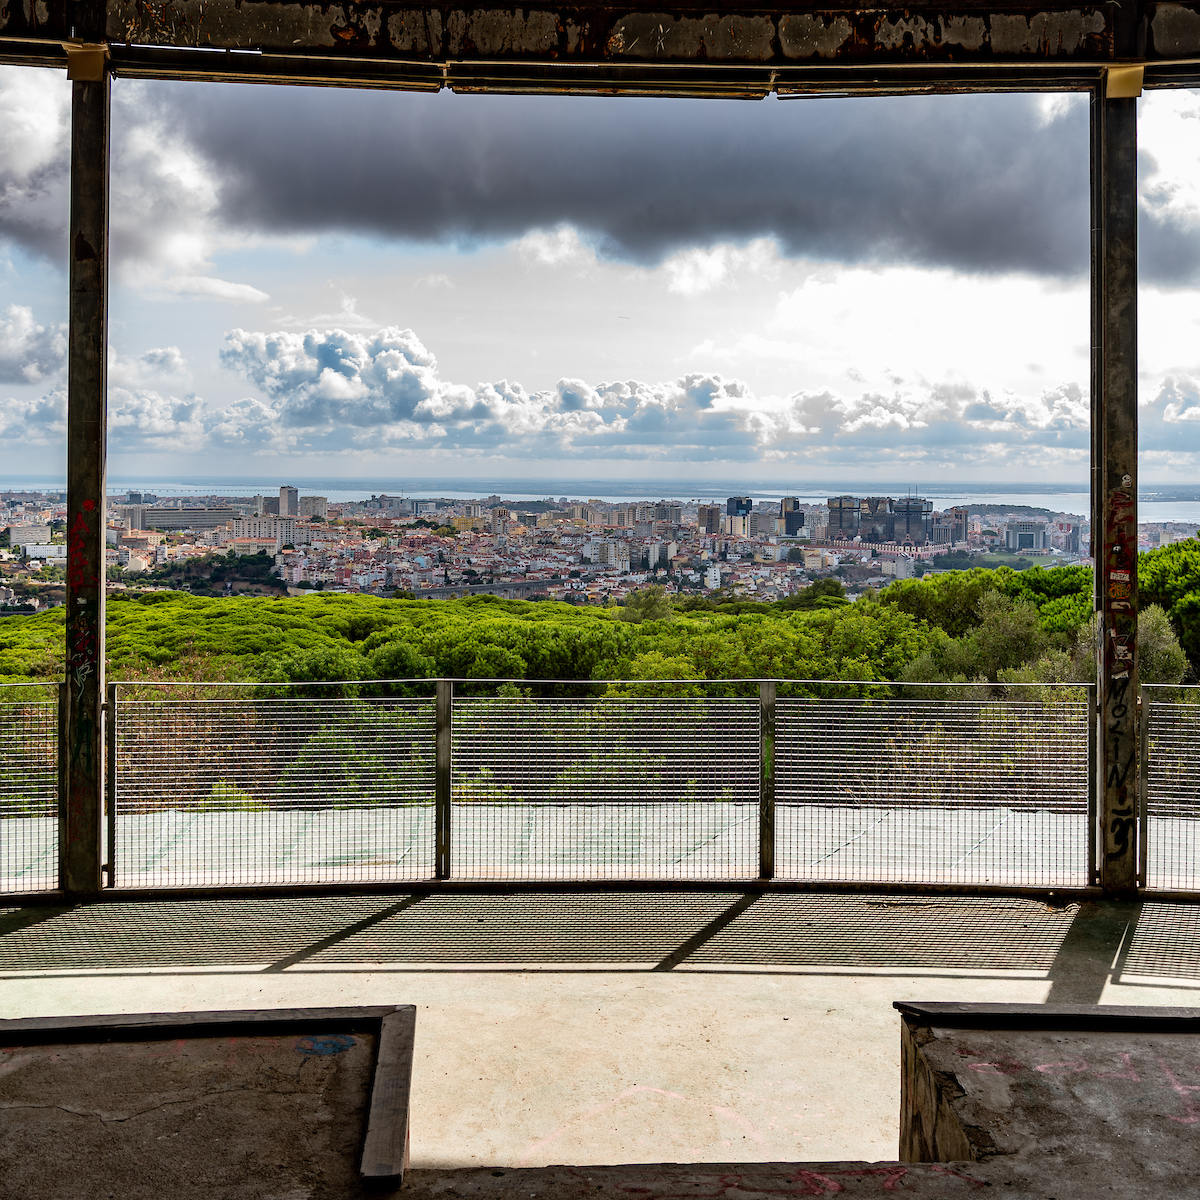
top-left (1091, 80), bottom-right (1139, 894)
top-left (61, 69), bottom-right (110, 896)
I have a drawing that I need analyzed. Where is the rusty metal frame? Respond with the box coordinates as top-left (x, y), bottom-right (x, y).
top-left (2, 1), bottom-right (1186, 899)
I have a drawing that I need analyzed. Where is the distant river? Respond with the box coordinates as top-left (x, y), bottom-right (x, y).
top-left (5, 475), bottom-right (1200, 525)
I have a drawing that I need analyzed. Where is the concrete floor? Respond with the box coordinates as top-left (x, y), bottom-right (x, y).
top-left (1, 891), bottom-right (1197, 1170)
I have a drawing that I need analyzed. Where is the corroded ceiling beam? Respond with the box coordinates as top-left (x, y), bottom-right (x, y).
top-left (3, 2), bottom-right (1200, 88)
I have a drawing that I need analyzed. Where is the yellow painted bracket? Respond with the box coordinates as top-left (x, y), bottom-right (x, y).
top-left (63, 43), bottom-right (109, 82)
top-left (1105, 64), bottom-right (1144, 99)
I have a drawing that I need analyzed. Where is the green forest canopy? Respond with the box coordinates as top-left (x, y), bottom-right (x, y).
top-left (0, 542), bottom-right (1195, 688)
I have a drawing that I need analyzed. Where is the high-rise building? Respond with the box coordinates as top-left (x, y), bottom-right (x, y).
top-left (297, 495), bottom-right (328, 519)
top-left (697, 504), bottom-right (723, 535)
top-left (726, 496), bottom-right (753, 516)
top-left (859, 497), bottom-right (894, 543)
top-left (784, 510), bottom-right (807, 536)
top-left (949, 506), bottom-right (969, 544)
top-left (279, 485), bottom-right (298, 517)
top-left (893, 497), bottom-right (933, 545)
top-left (827, 496), bottom-right (860, 539)
top-left (780, 496), bottom-right (800, 514)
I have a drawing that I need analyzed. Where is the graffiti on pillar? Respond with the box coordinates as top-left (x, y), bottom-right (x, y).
top-left (66, 506), bottom-right (98, 688)
top-left (1103, 486), bottom-right (1137, 865)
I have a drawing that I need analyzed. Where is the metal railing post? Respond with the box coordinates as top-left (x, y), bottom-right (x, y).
top-left (1087, 682), bottom-right (1098, 886)
top-left (759, 680), bottom-right (775, 880)
top-left (435, 680), bottom-right (452, 879)
top-left (56, 681), bottom-right (67, 890)
top-left (1138, 690), bottom-right (1150, 888)
top-left (105, 682), bottom-right (117, 888)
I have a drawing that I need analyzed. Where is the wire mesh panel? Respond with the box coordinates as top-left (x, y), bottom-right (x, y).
top-left (0, 690), bottom-right (58, 894)
top-left (114, 692), bottom-right (436, 887)
top-left (1143, 688), bottom-right (1200, 891)
top-left (774, 692), bottom-right (1090, 887)
top-left (452, 698), bottom-right (759, 880)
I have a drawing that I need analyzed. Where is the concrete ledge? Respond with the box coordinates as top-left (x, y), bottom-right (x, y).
top-left (403, 1162), bottom-right (1005, 1198)
top-left (898, 1001), bottom-right (1200, 1194)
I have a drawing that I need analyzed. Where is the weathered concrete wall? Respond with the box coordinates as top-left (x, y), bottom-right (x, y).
top-left (898, 1019), bottom-right (977, 1164)
top-left (898, 1003), bottom-right (1200, 1194)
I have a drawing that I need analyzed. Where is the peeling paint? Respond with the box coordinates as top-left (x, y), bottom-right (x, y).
top-left (778, 13), bottom-right (851, 59)
top-left (940, 14), bottom-right (986, 51)
top-left (875, 14), bottom-right (935, 51)
top-left (23, 0), bottom-right (1120, 65)
top-left (108, 0), bottom-right (343, 49)
top-left (876, 11), bottom-right (1004, 53)
top-left (990, 9), bottom-right (1105, 55)
top-left (1152, 2), bottom-right (1200, 54)
top-left (388, 8), bottom-right (439, 53)
top-left (362, 6), bottom-right (380, 45)
top-left (467, 10), bottom-right (560, 56)
top-left (608, 12), bottom-right (773, 60)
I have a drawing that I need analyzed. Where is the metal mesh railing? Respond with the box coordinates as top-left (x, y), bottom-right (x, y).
top-left (451, 697), bottom-right (760, 879)
top-left (1142, 685), bottom-right (1200, 892)
top-left (0, 685), bottom-right (59, 894)
top-left (112, 687), bottom-right (435, 887)
top-left (774, 689), bottom-right (1091, 887)
top-left (100, 678), bottom-right (1099, 890)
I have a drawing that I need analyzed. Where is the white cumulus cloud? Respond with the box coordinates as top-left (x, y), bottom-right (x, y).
top-left (0, 304), bottom-right (66, 384)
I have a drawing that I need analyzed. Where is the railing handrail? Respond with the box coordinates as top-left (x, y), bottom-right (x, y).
top-left (109, 676), bottom-right (1096, 690)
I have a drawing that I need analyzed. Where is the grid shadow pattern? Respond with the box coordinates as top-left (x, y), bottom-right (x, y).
top-left (1144, 695), bottom-right (1200, 892)
top-left (451, 699), bottom-right (759, 880)
top-left (1121, 902), bottom-right (1200, 981)
top-left (687, 893), bottom-right (1074, 970)
top-left (0, 891), bottom-right (1080, 973)
top-left (773, 698), bottom-right (1090, 887)
top-left (114, 695), bottom-right (436, 887)
top-left (0, 696), bottom-right (58, 894)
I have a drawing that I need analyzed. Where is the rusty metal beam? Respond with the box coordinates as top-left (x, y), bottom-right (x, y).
top-left (5, 2), bottom-right (1200, 78)
top-left (62, 63), bottom-right (110, 897)
top-left (1092, 76), bottom-right (1139, 896)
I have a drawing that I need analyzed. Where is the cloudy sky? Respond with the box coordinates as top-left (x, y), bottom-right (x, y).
top-left (1, 66), bottom-right (1200, 488)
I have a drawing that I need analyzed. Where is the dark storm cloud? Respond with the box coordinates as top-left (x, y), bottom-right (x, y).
top-left (157, 83), bottom-right (1099, 278)
top-left (3, 68), bottom-right (1199, 285)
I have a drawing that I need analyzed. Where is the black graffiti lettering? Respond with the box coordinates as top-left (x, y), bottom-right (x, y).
top-left (1107, 816), bottom-right (1135, 861)
top-left (1107, 753), bottom-right (1136, 789)
top-left (1112, 703), bottom-right (1128, 720)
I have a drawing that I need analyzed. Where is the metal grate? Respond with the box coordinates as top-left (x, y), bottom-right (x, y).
top-left (773, 695), bottom-right (1090, 887)
top-left (451, 698), bottom-right (760, 880)
top-left (113, 692), bottom-right (435, 887)
top-left (1142, 687), bottom-right (1200, 892)
top-left (0, 691), bottom-right (59, 894)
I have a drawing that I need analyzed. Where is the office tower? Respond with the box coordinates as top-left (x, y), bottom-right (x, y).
top-left (697, 504), bottom-right (723, 535)
top-left (949, 506), bottom-right (969, 544)
top-left (893, 497), bottom-right (934, 544)
top-left (279, 485), bottom-right (298, 517)
top-left (826, 496), bottom-right (860, 538)
top-left (726, 496), bottom-right (753, 516)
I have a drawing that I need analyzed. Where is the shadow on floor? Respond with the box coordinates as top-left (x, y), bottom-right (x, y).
top-left (0, 891), bottom-right (1087, 975)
